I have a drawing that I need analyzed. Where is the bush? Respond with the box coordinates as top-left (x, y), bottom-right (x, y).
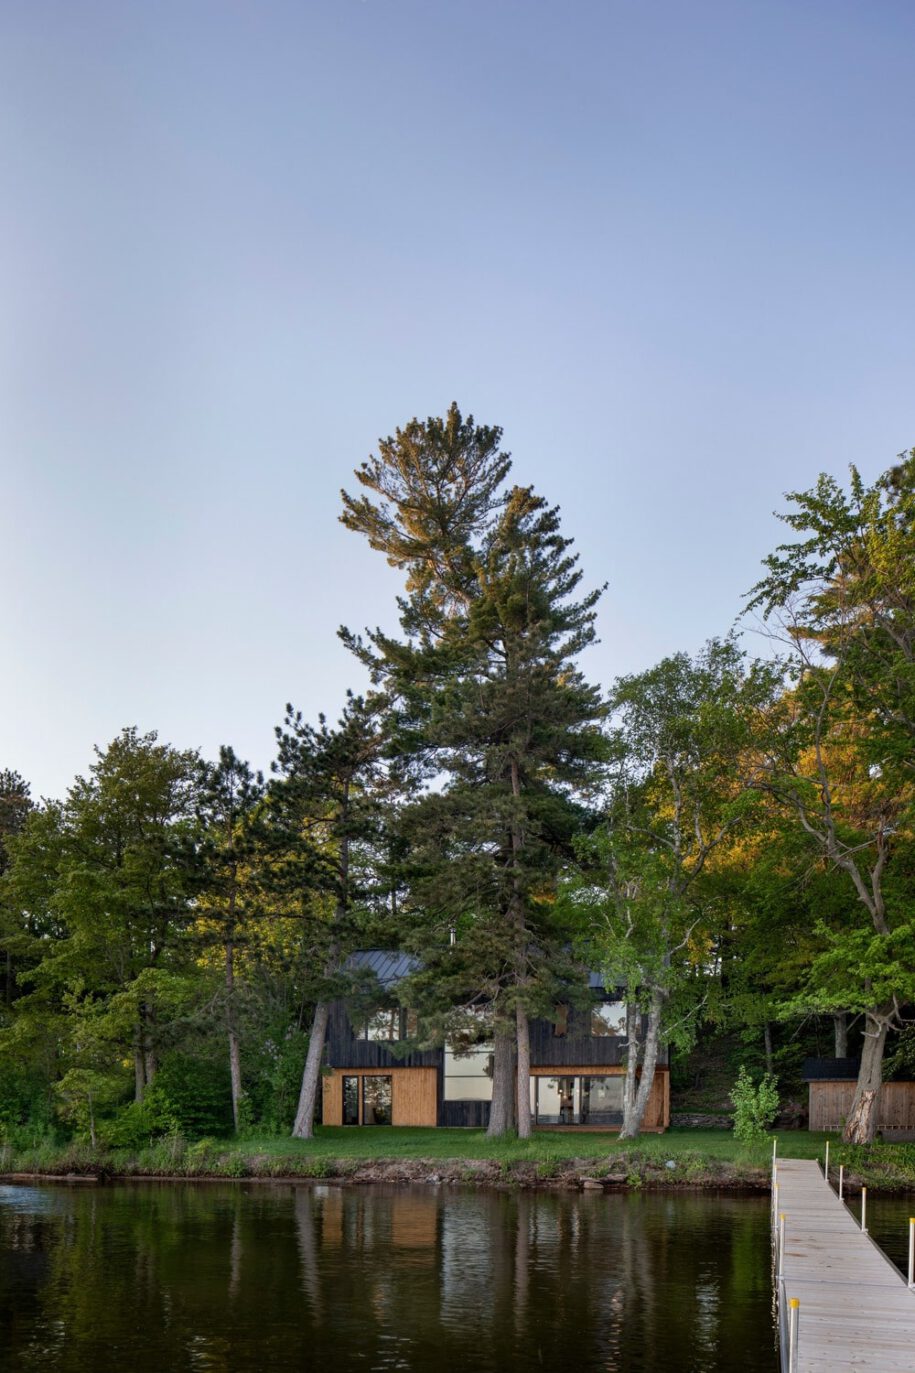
top-left (100, 1086), bottom-right (180, 1149)
top-left (153, 1054), bottom-right (234, 1139)
top-left (729, 1066), bottom-right (779, 1143)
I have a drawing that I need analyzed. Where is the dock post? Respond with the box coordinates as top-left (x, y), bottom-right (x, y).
top-left (908, 1217), bottom-right (914, 1289)
top-left (861, 1186), bottom-right (867, 1234)
top-left (838, 1164), bottom-right (844, 1201)
top-left (824, 1139), bottom-right (829, 1180)
top-left (788, 1297), bottom-right (799, 1373)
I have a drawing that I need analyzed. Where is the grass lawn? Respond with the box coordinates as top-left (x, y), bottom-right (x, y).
top-left (236, 1125), bottom-right (824, 1164)
top-left (5, 1127), bottom-right (913, 1189)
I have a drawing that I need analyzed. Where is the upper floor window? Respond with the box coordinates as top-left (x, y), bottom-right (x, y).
top-left (358, 1008), bottom-right (417, 1042)
top-left (552, 1004), bottom-right (569, 1038)
top-left (590, 1001), bottom-right (627, 1038)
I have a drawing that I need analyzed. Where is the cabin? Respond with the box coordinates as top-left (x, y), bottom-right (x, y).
top-left (803, 1057), bottom-right (915, 1139)
top-left (321, 950), bottom-right (670, 1131)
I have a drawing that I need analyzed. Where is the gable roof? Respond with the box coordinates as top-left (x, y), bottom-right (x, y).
top-left (346, 949), bottom-right (618, 995)
top-left (346, 949), bottom-right (421, 988)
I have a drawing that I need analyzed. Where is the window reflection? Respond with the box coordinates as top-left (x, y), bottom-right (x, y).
top-left (590, 1001), bottom-right (627, 1037)
top-left (342, 1076), bottom-right (359, 1126)
top-left (362, 1076), bottom-right (393, 1125)
top-left (534, 1074), bottom-right (624, 1125)
top-left (358, 1009), bottom-right (416, 1041)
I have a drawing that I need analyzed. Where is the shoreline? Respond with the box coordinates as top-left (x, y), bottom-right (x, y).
top-left (1, 1156), bottom-right (908, 1194)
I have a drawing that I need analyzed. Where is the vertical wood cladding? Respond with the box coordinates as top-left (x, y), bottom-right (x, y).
top-left (528, 1007), bottom-right (668, 1067)
top-left (322, 1067), bottom-right (438, 1127)
top-left (325, 1003), bottom-right (442, 1070)
top-left (809, 1079), bottom-right (915, 1132)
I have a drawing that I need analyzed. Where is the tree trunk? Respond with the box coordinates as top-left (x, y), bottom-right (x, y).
top-left (141, 1003), bottom-right (157, 1088)
top-left (515, 1002), bottom-right (532, 1139)
top-left (833, 1013), bottom-right (848, 1059)
top-left (620, 1001), bottom-right (641, 1136)
top-left (226, 935), bottom-right (243, 1132)
top-left (763, 1022), bottom-right (774, 1076)
top-left (134, 1036), bottom-right (145, 1104)
top-left (619, 991), bottom-right (663, 1140)
top-left (843, 1012), bottom-right (887, 1144)
top-left (292, 1000), bottom-right (330, 1139)
top-left (487, 1022), bottom-right (516, 1136)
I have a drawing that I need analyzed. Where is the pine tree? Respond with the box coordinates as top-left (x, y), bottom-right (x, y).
top-left (196, 747), bottom-right (265, 1132)
top-left (0, 769), bottom-right (33, 1005)
top-left (341, 407), bottom-right (606, 1136)
top-left (269, 693), bottom-right (397, 1139)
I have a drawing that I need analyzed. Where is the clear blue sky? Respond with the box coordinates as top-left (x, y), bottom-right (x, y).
top-left (2, 0), bottom-right (914, 800)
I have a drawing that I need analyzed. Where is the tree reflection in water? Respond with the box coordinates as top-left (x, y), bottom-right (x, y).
top-left (0, 1181), bottom-right (777, 1372)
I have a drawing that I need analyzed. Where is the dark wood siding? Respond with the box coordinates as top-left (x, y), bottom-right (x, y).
top-left (529, 1006), bottom-right (669, 1068)
top-left (325, 1002), bottom-right (443, 1070)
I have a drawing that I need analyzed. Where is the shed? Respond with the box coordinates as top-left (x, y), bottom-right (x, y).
top-left (803, 1058), bottom-right (915, 1138)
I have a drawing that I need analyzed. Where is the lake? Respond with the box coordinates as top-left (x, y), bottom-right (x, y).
top-left (0, 1179), bottom-right (907, 1372)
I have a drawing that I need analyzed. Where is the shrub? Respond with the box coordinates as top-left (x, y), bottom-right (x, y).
top-left (730, 1066), bottom-right (779, 1143)
top-left (100, 1086), bottom-right (180, 1149)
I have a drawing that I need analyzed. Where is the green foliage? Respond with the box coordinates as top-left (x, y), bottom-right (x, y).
top-left (99, 1086), bottom-right (180, 1149)
top-left (153, 1053), bottom-right (234, 1139)
top-left (729, 1066), bottom-right (779, 1143)
top-left (244, 1026), bottom-right (309, 1131)
top-left (0, 1063), bottom-right (57, 1147)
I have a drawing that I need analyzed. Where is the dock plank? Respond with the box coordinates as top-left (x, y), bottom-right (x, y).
top-left (775, 1158), bottom-right (915, 1372)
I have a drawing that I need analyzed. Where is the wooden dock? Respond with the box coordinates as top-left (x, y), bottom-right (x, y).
top-left (775, 1157), bottom-right (915, 1371)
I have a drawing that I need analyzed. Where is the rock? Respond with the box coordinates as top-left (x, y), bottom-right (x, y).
top-left (665, 1160), bottom-right (677, 1170)
top-left (581, 1178), bottom-right (605, 1190)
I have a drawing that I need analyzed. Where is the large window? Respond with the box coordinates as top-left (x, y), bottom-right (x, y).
top-left (591, 1001), bottom-right (627, 1038)
top-left (342, 1075), bottom-right (359, 1126)
top-left (534, 1074), bottom-right (624, 1126)
top-left (580, 1075), bottom-right (623, 1126)
top-left (362, 1076), bottom-right (393, 1125)
top-left (443, 1044), bottom-right (494, 1101)
top-left (535, 1076), bottom-right (576, 1124)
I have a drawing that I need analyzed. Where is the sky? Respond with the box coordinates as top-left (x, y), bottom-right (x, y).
top-left (2, 0), bottom-right (914, 801)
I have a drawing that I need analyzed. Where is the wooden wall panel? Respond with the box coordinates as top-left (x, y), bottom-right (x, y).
top-left (809, 1080), bottom-right (915, 1131)
top-left (392, 1067), bottom-right (438, 1126)
top-left (322, 1070), bottom-right (343, 1126)
top-left (641, 1070), bottom-right (667, 1130)
top-left (321, 1067), bottom-right (438, 1127)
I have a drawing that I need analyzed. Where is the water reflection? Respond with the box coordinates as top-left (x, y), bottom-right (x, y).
top-left (0, 1181), bottom-right (777, 1372)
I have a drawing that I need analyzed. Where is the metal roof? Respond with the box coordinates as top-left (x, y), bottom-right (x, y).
top-left (346, 950), bottom-right (421, 988)
top-left (347, 950), bottom-right (619, 995)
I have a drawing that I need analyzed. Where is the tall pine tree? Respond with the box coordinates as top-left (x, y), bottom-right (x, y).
top-left (341, 407), bottom-right (606, 1136)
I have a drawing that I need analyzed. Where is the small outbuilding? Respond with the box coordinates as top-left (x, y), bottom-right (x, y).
top-left (803, 1058), bottom-right (915, 1138)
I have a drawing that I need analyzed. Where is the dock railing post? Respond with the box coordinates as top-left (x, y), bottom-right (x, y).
top-left (824, 1139), bottom-right (829, 1180)
top-left (908, 1217), bottom-right (914, 1290)
top-left (788, 1297), bottom-right (799, 1373)
top-left (861, 1186), bottom-right (868, 1234)
top-left (838, 1164), bottom-right (844, 1201)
